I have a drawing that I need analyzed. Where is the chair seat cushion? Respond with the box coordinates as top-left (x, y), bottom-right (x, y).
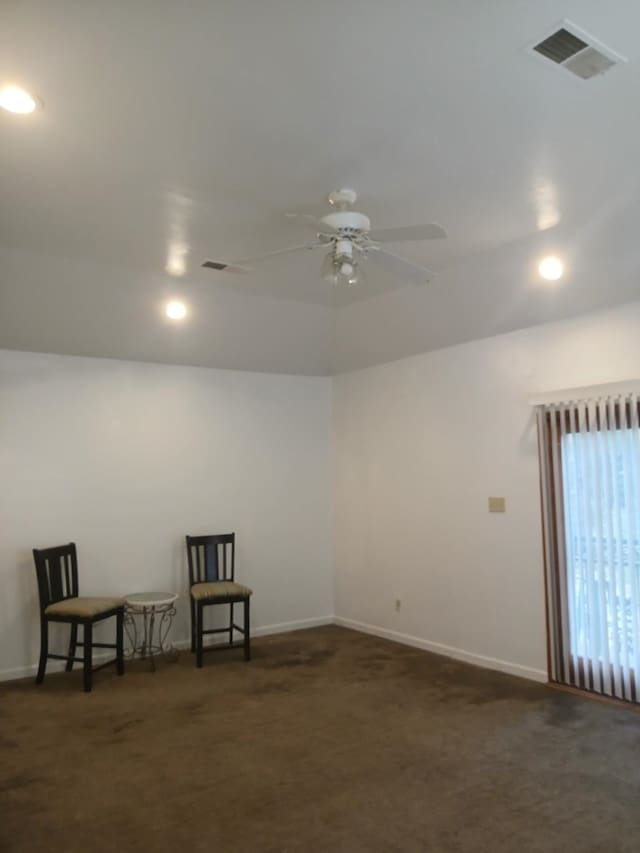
top-left (45, 596), bottom-right (124, 618)
top-left (191, 581), bottom-right (252, 601)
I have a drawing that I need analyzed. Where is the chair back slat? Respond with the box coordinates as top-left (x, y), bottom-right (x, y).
top-left (204, 543), bottom-right (218, 581)
top-left (186, 534), bottom-right (235, 585)
top-left (49, 555), bottom-right (63, 601)
top-left (194, 542), bottom-right (201, 583)
top-left (33, 543), bottom-right (79, 612)
top-left (65, 553), bottom-right (72, 598)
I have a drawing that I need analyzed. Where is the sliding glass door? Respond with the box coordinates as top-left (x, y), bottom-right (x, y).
top-left (537, 396), bottom-right (640, 701)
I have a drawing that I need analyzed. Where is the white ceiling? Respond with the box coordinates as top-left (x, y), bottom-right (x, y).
top-left (2, 0), bottom-right (640, 374)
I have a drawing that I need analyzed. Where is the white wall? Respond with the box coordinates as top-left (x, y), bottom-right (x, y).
top-left (0, 350), bottom-right (333, 679)
top-left (333, 299), bottom-right (640, 681)
top-left (6, 297), bottom-right (640, 686)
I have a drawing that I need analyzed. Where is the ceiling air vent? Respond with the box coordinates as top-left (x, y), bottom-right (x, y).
top-left (530, 21), bottom-right (626, 80)
top-left (202, 260), bottom-right (229, 270)
top-left (534, 28), bottom-right (587, 64)
top-left (202, 259), bottom-right (248, 275)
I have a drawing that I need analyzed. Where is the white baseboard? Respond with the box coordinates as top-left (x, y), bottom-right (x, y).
top-left (333, 616), bottom-right (548, 684)
top-left (0, 615), bottom-right (335, 683)
top-left (0, 657), bottom-right (92, 683)
top-left (170, 615), bottom-right (335, 651)
top-left (253, 615), bottom-right (334, 638)
top-left (0, 615), bottom-right (546, 685)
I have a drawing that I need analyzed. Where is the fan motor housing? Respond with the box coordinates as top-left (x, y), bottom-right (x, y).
top-left (320, 210), bottom-right (371, 234)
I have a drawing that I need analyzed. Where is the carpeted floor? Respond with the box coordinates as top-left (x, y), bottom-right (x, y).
top-left (2, 626), bottom-right (640, 852)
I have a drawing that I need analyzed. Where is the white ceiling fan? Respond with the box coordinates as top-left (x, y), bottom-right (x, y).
top-left (202, 188), bottom-right (447, 287)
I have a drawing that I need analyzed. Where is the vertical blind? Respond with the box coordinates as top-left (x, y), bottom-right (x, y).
top-left (537, 393), bottom-right (640, 702)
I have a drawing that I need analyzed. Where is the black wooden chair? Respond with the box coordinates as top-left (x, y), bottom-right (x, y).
top-left (32, 542), bottom-right (125, 692)
top-left (185, 533), bottom-right (252, 668)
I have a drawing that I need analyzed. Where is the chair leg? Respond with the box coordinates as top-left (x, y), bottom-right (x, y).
top-left (196, 602), bottom-right (204, 668)
top-left (116, 609), bottom-right (124, 676)
top-left (36, 618), bottom-right (48, 684)
top-left (229, 602), bottom-right (234, 646)
top-left (190, 598), bottom-right (196, 653)
top-left (83, 622), bottom-right (93, 693)
top-left (66, 623), bottom-right (78, 672)
top-left (243, 597), bottom-right (251, 662)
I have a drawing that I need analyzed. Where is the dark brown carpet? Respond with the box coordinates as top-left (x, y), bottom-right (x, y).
top-left (2, 625), bottom-right (640, 852)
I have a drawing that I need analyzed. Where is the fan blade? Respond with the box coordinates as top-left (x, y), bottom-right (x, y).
top-left (232, 242), bottom-right (323, 266)
top-left (366, 247), bottom-right (434, 285)
top-left (369, 223), bottom-right (447, 243)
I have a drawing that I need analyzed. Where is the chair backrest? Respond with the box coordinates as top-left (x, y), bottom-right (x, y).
top-left (32, 542), bottom-right (79, 612)
top-left (186, 533), bottom-right (235, 586)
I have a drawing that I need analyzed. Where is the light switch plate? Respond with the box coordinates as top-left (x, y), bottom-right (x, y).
top-left (488, 496), bottom-right (506, 513)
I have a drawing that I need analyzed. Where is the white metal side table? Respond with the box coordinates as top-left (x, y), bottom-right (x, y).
top-left (124, 592), bottom-right (178, 671)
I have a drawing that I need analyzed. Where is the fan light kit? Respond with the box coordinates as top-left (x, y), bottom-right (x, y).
top-left (202, 189), bottom-right (447, 289)
top-left (0, 85), bottom-right (40, 114)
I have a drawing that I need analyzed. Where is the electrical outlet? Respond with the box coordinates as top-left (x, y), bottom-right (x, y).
top-left (395, 598), bottom-right (401, 612)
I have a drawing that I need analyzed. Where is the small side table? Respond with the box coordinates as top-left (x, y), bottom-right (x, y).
top-left (124, 592), bottom-right (178, 671)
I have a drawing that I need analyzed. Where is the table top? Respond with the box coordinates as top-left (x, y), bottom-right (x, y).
top-left (124, 592), bottom-right (178, 608)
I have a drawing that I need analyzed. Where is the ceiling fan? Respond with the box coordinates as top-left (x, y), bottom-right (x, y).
top-left (202, 188), bottom-right (447, 287)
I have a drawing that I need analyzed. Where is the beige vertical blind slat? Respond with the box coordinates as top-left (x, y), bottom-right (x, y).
top-left (598, 397), bottom-right (622, 697)
top-left (536, 407), bottom-right (558, 682)
top-left (550, 405), bottom-right (571, 684)
top-left (624, 397), bottom-right (640, 689)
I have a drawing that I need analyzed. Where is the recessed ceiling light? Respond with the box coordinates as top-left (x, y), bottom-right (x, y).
top-left (538, 256), bottom-right (564, 281)
top-left (165, 300), bottom-right (187, 320)
top-left (0, 85), bottom-right (40, 114)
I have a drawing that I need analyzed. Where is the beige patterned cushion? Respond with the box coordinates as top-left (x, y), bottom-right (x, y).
top-left (46, 596), bottom-right (124, 618)
top-left (191, 581), bottom-right (252, 600)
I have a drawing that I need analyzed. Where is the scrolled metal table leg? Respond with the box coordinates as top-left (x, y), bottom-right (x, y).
top-left (140, 607), bottom-right (150, 661)
top-left (158, 605), bottom-right (178, 662)
top-left (147, 606), bottom-right (157, 672)
top-left (123, 609), bottom-right (138, 659)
